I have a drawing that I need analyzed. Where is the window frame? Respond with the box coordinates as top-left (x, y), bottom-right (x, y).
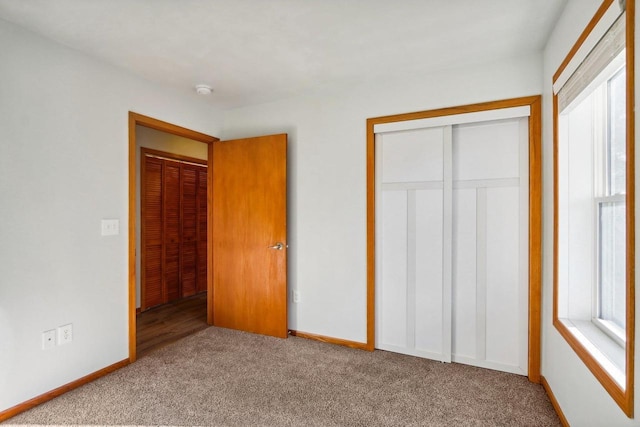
top-left (552, 0), bottom-right (635, 417)
top-left (594, 195), bottom-right (626, 335)
top-left (594, 62), bottom-right (627, 332)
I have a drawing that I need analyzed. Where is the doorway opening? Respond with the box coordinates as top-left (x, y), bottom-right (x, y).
top-left (128, 112), bottom-right (218, 361)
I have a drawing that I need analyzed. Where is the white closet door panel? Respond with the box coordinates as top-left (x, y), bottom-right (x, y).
top-left (381, 127), bottom-right (444, 183)
top-left (452, 119), bottom-right (520, 181)
top-left (485, 187), bottom-right (523, 371)
top-left (375, 113), bottom-right (529, 376)
top-left (452, 188), bottom-right (477, 359)
top-left (415, 189), bottom-right (444, 355)
top-left (379, 190), bottom-right (408, 348)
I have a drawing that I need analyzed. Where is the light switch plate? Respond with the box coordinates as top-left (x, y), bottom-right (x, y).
top-left (101, 219), bottom-right (119, 236)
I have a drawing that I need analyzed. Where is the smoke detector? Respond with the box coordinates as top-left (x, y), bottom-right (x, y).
top-left (195, 84), bottom-right (213, 95)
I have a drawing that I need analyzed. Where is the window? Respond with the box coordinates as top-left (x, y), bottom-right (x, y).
top-left (596, 63), bottom-right (626, 342)
top-left (553, 0), bottom-right (634, 417)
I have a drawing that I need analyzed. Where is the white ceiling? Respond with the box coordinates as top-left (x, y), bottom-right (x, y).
top-left (0, 0), bottom-right (567, 109)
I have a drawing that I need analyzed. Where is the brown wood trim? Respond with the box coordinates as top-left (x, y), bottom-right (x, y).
top-left (129, 112), bottom-right (219, 362)
top-left (366, 114), bottom-right (376, 352)
top-left (552, 0), bottom-right (615, 83)
top-left (141, 147), bottom-right (208, 166)
top-left (128, 112), bottom-right (137, 362)
top-left (207, 141), bottom-right (215, 325)
top-left (366, 96), bottom-right (543, 382)
top-left (624, 0), bottom-right (635, 416)
top-left (551, 0), bottom-right (634, 417)
top-left (130, 112), bottom-right (218, 145)
top-left (140, 147), bottom-right (148, 312)
top-left (541, 376), bottom-right (570, 427)
top-left (528, 95), bottom-right (543, 384)
top-left (0, 359), bottom-right (129, 423)
top-left (289, 330), bottom-right (368, 350)
top-left (553, 318), bottom-right (630, 408)
top-left (552, 94), bottom-right (560, 330)
top-left (368, 96), bottom-right (541, 127)
top-left (136, 307), bottom-right (141, 314)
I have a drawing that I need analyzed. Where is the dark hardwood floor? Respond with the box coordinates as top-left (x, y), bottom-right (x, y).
top-left (136, 293), bottom-right (209, 358)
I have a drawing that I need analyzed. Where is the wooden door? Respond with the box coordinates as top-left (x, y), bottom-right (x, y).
top-left (181, 164), bottom-right (199, 298)
top-left (142, 156), bottom-right (164, 309)
top-left (212, 134), bottom-right (288, 338)
top-left (196, 168), bottom-right (208, 293)
top-left (163, 160), bottom-right (181, 302)
top-left (141, 151), bottom-right (208, 311)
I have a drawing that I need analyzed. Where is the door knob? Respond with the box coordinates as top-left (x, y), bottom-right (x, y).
top-left (268, 242), bottom-right (285, 250)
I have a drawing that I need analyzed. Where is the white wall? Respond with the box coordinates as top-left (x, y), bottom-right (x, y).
top-left (0, 18), bottom-right (221, 412)
top-left (541, 1), bottom-right (640, 424)
top-left (135, 126), bottom-right (208, 308)
top-left (222, 54), bottom-right (543, 343)
top-left (12, 1), bottom-right (636, 420)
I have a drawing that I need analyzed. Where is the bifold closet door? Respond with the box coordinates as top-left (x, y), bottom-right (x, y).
top-left (196, 168), bottom-right (208, 293)
top-left (142, 155), bottom-right (208, 310)
top-left (376, 116), bottom-right (528, 376)
top-left (181, 164), bottom-right (208, 298)
top-left (142, 156), bottom-right (164, 308)
top-left (180, 164), bottom-right (199, 298)
top-left (164, 160), bottom-right (182, 302)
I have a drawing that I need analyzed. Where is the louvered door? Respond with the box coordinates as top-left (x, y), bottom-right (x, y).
top-left (141, 152), bottom-right (208, 310)
top-left (142, 157), bottom-right (164, 308)
top-left (164, 160), bottom-right (181, 302)
top-left (196, 168), bottom-right (208, 293)
top-left (181, 164), bottom-right (199, 297)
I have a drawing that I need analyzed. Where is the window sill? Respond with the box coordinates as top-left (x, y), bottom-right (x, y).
top-left (593, 317), bottom-right (626, 347)
top-left (558, 317), bottom-right (625, 388)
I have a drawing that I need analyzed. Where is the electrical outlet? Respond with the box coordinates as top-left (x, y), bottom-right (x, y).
top-left (292, 290), bottom-right (300, 303)
top-left (101, 219), bottom-right (119, 236)
top-left (58, 324), bottom-right (73, 345)
top-left (42, 330), bottom-right (56, 350)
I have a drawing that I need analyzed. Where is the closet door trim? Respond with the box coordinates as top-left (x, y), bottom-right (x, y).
top-left (142, 147), bottom-right (208, 166)
top-left (373, 105), bottom-right (530, 134)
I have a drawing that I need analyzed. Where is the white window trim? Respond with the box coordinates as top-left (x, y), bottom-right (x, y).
top-left (593, 317), bottom-right (627, 346)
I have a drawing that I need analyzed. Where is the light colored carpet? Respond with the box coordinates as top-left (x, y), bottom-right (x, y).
top-left (4, 327), bottom-right (560, 426)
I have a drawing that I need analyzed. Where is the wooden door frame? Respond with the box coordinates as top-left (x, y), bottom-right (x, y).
top-left (128, 112), bottom-right (219, 362)
top-left (365, 95), bottom-right (542, 383)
